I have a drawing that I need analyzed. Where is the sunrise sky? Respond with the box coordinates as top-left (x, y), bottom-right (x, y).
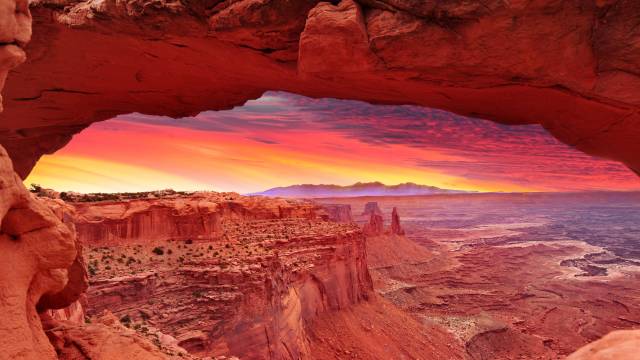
top-left (24, 92), bottom-right (640, 194)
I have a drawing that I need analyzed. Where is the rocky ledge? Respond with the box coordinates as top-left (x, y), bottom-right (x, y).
top-left (64, 192), bottom-right (373, 358)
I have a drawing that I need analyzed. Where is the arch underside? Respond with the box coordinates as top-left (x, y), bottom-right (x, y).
top-left (1, 0), bottom-right (639, 178)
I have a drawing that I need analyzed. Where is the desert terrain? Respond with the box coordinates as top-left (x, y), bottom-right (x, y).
top-left (37, 189), bottom-right (464, 359)
top-left (30, 189), bottom-right (640, 359)
top-left (319, 193), bottom-right (640, 359)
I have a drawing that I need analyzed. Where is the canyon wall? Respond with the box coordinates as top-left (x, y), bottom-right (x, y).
top-left (71, 193), bottom-right (321, 246)
top-left (73, 194), bottom-right (373, 359)
top-left (0, 0), bottom-right (639, 177)
top-left (318, 203), bottom-right (353, 223)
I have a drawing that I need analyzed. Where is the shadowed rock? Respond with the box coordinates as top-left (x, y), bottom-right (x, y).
top-left (390, 207), bottom-right (405, 235)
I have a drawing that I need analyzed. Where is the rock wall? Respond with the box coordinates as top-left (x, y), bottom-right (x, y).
top-left (0, 145), bottom-right (83, 360)
top-left (74, 195), bottom-right (373, 359)
top-left (361, 202), bottom-right (383, 217)
top-left (72, 194), bottom-right (321, 246)
top-left (0, 0), bottom-right (639, 176)
top-left (319, 203), bottom-right (354, 223)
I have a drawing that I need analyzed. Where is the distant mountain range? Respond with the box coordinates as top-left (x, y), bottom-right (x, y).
top-left (251, 182), bottom-right (470, 198)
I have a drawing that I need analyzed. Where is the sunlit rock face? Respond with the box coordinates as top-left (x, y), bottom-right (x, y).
top-left (0, 0), bottom-right (29, 111)
top-left (566, 330), bottom-right (640, 360)
top-left (0, 0), bottom-right (639, 177)
top-left (71, 193), bottom-right (321, 246)
top-left (71, 194), bottom-right (373, 358)
top-left (0, 146), bottom-right (80, 359)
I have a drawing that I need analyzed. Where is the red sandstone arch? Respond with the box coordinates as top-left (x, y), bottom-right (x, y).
top-left (1, 0), bottom-right (639, 179)
top-left (0, 2), bottom-right (640, 359)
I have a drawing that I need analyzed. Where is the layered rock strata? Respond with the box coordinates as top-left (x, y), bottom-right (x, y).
top-left (72, 194), bottom-right (373, 359)
top-left (318, 203), bottom-right (353, 223)
top-left (71, 193), bottom-right (321, 246)
top-left (361, 202), bottom-right (383, 217)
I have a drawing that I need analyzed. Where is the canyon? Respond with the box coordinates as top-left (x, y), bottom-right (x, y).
top-left (31, 188), bottom-right (463, 359)
top-left (0, 0), bottom-right (640, 358)
top-left (319, 194), bottom-right (640, 360)
top-left (2, 146), bottom-right (640, 359)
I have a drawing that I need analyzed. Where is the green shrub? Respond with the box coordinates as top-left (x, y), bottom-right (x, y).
top-left (87, 263), bottom-right (97, 276)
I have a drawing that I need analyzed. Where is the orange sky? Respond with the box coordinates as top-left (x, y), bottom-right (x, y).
top-left (24, 92), bottom-right (640, 194)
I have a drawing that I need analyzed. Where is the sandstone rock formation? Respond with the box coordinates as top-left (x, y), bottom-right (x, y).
top-left (363, 212), bottom-right (384, 237)
top-left (361, 201), bottom-right (383, 217)
top-left (42, 311), bottom-right (180, 360)
top-left (68, 193), bottom-right (373, 358)
top-left (390, 207), bottom-right (404, 235)
top-left (71, 192), bottom-right (321, 246)
top-left (0, 0), bottom-right (639, 177)
top-left (0, 145), bottom-right (83, 359)
top-left (0, 0), bottom-right (29, 112)
top-left (319, 203), bottom-right (353, 223)
top-left (1, 0), bottom-right (640, 358)
top-left (566, 330), bottom-right (640, 360)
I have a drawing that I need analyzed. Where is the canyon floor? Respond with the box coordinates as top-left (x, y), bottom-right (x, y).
top-left (319, 192), bottom-right (640, 359)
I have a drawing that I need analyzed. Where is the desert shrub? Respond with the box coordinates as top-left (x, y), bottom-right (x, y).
top-left (152, 247), bottom-right (164, 255)
top-left (167, 249), bottom-right (173, 255)
top-left (120, 315), bottom-right (131, 325)
top-left (87, 263), bottom-right (97, 276)
top-left (185, 239), bottom-right (193, 245)
top-left (29, 184), bottom-right (42, 193)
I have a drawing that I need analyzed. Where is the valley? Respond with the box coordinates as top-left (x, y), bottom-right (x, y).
top-left (320, 193), bottom-right (640, 359)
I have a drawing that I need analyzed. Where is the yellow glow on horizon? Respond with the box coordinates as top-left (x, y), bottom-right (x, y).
top-left (24, 118), bottom-right (610, 195)
top-left (25, 155), bottom-right (213, 193)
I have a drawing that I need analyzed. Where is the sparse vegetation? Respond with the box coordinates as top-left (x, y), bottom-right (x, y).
top-left (120, 314), bottom-right (132, 325)
top-left (29, 183), bottom-right (42, 193)
top-left (152, 247), bottom-right (164, 255)
top-left (88, 263), bottom-right (97, 276)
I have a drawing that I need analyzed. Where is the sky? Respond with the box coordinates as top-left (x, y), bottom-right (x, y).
top-left (24, 91), bottom-right (640, 194)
